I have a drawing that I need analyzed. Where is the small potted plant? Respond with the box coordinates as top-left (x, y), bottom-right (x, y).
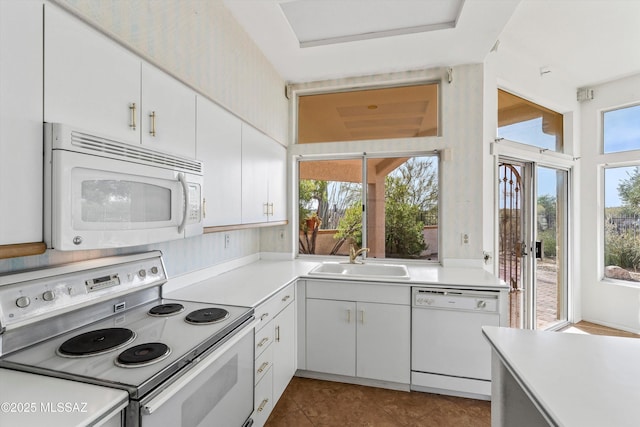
top-left (305, 212), bottom-right (321, 231)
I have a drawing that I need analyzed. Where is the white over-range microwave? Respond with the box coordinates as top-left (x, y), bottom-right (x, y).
top-left (44, 123), bottom-right (203, 250)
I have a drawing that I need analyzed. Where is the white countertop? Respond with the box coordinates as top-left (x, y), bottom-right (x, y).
top-left (0, 368), bottom-right (128, 427)
top-left (482, 326), bottom-right (640, 427)
top-left (165, 257), bottom-right (506, 308)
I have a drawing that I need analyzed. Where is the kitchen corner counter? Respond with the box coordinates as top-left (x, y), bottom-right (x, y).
top-left (165, 258), bottom-right (506, 309)
top-left (483, 326), bottom-right (640, 427)
top-left (0, 368), bottom-right (128, 427)
top-left (164, 259), bottom-right (508, 307)
top-left (165, 259), bottom-right (318, 307)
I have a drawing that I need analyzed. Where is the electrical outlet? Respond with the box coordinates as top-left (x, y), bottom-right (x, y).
top-left (224, 234), bottom-right (230, 248)
top-left (461, 233), bottom-right (470, 245)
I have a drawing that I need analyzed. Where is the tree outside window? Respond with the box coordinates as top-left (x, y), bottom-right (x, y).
top-left (298, 155), bottom-right (438, 261)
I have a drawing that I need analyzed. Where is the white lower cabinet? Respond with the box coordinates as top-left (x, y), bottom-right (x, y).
top-left (306, 298), bottom-right (356, 376)
top-left (253, 366), bottom-right (273, 427)
top-left (252, 283), bottom-right (296, 427)
top-left (305, 280), bottom-right (410, 385)
top-left (272, 302), bottom-right (296, 403)
top-left (356, 301), bottom-right (410, 383)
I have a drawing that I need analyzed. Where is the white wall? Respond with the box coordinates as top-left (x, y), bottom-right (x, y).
top-left (580, 73), bottom-right (640, 334)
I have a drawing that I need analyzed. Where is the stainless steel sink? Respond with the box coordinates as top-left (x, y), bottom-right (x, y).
top-left (308, 262), bottom-right (410, 280)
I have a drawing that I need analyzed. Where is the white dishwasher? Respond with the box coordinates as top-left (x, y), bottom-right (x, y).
top-left (411, 287), bottom-right (500, 400)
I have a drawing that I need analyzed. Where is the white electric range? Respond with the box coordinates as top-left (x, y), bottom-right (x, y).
top-left (0, 251), bottom-right (256, 427)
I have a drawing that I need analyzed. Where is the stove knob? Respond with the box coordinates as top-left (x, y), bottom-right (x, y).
top-left (477, 300), bottom-right (487, 309)
top-left (16, 296), bottom-right (30, 308)
top-left (150, 266), bottom-right (158, 275)
top-left (138, 269), bottom-right (147, 278)
top-left (42, 290), bottom-right (56, 302)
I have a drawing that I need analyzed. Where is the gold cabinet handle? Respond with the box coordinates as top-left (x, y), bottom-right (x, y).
top-left (257, 337), bottom-right (269, 348)
top-left (257, 361), bottom-right (269, 373)
top-left (202, 198), bottom-right (206, 219)
top-left (260, 312), bottom-right (269, 321)
top-left (268, 202), bottom-right (274, 216)
top-left (149, 111), bottom-right (156, 136)
top-left (257, 398), bottom-right (269, 412)
top-left (263, 202), bottom-right (269, 216)
top-left (360, 309), bottom-right (365, 324)
top-left (275, 325), bottom-right (280, 343)
top-left (281, 295), bottom-right (291, 302)
top-left (129, 102), bottom-right (137, 130)
top-left (347, 309), bottom-right (351, 323)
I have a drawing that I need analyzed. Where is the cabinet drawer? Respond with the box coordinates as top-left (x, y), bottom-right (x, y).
top-left (253, 367), bottom-right (273, 427)
top-left (255, 321), bottom-right (273, 359)
top-left (255, 283), bottom-right (295, 331)
top-left (255, 345), bottom-right (273, 385)
top-left (306, 280), bottom-right (410, 305)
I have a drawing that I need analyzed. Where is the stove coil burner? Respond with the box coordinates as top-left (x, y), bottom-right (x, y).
top-left (185, 308), bottom-right (230, 325)
top-left (115, 343), bottom-right (171, 368)
top-left (57, 328), bottom-right (136, 358)
top-left (148, 303), bottom-right (185, 317)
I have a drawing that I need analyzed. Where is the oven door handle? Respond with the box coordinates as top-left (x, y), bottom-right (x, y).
top-left (142, 318), bottom-right (259, 415)
top-left (177, 173), bottom-right (189, 234)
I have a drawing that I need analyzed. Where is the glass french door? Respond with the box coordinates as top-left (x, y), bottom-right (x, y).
top-left (499, 160), bottom-right (568, 329)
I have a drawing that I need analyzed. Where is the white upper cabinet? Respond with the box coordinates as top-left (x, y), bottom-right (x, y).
top-left (0, 0), bottom-right (44, 245)
top-left (241, 124), bottom-right (287, 224)
top-left (141, 64), bottom-right (196, 157)
top-left (196, 96), bottom-right (242, 226)
top-left (266, 140), bottom-right (287, 222)
top-left (44, 4), bottom-right (141, 145)
top-left (44, 5), bottom-right (196, 157)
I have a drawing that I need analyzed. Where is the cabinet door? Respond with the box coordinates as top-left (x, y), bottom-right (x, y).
top-left (306, 299), bottom-right (356, 377)
top-left (196, 97), bottom-right (242, 226)
top-left (356, 302), bottom-right (410, 384)
top-left (267, 140), bottom-right (287, 222)
top-left (272, 302), bottom-right (296, 403)
top-left (0, 0), bottom-right (43, 245)
top-left (141, 64), bottom-right (196, 157)
top-left (241, 123), bottom-right (270, 224)
top-left (253, 367), bottom-right (273, 427)
top-left (44, 5), bottom-right (141, 144)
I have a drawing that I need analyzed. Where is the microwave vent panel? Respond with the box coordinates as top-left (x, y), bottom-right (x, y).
top-left (69, 131), bottom-right (202, 174)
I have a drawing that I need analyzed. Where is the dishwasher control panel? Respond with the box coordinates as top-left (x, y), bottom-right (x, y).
top-left (413, 288), bottom-right (498, 312)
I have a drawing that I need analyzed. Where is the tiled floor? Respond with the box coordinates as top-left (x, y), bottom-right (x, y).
top-left (265, 377), bottom-right (490, 427)
top-left (265, 321), bottom-right (638, 427)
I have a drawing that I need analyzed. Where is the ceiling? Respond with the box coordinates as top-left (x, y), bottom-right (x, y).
top-left (223, 0), bottom-right (640, 88)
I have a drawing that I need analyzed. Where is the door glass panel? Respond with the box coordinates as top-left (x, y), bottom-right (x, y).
top-left (535, 167), bottom-right (567, 329)
top-left (81, 180), bottom-right (171, 222)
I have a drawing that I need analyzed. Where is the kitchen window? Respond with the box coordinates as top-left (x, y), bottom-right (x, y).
top-left (297, 83), bottom-right (439, 144)
top-left (603, 166), bottom-right (640, 283)
top-left (298, 154), bottom-right (439, 261)
top-left (602, 103), bottom-right (640, 282)
top-left (603, 104), bottom-right (640, 153)
top-left (497, 89), bottom-right (564, 152)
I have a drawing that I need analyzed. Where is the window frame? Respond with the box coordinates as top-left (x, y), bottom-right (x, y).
top-left (296, 151), bottom-right (441, 263)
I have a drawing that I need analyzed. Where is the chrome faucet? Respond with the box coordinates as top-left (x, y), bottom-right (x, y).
top-left (349, 244), bottom-right (369, 264)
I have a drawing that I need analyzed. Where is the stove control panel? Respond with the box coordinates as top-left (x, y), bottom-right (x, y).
top-left (0, 252), bottom-right (167, 329)
top-left (86, 274), bottom-right (121, 293)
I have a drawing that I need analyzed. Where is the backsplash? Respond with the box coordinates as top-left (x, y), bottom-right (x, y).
top-left (0, 230), bottom-right (259, 279)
